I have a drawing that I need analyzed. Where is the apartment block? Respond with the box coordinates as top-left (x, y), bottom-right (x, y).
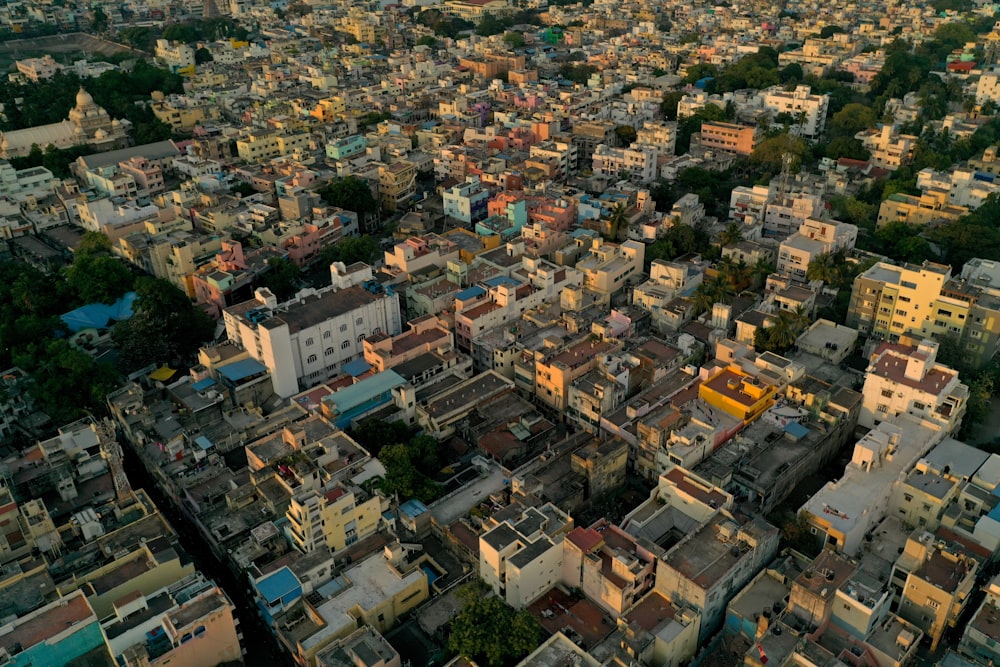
top-left (285, 483), bottom-right (388, 553)
top-left (857, 125), bottom-right (918, 171)
top-left (236, 130), bottom-right (311, 163)
top-left (846, 260), bottom-right (952, 342)
top-left (479, 503), bottom-right (574, 608)
top-left (897, 542), bottom-right (978, 650)
top-left (383, 234), bottom-right (460, 278)
top-left (592, 143), bottom-right (658, 183)
top-left (876, 191), bottom-right (968, 229)
top-left (223, 264), bottom-right (402, 397)
top-left (760, 85), bottom-right (829, 139)
top-left (442, 176), bottom-right (491, 224)
top-left (655, 511), bottom-right (780, 642)
top-left (777, 217), bottom-right (858, 281)
top-left (859, 340), bottom-right (968, 432)
top-left (576, 239), bottom-right (645, 297)
top-left (698, 121), bottom-right (761, 156)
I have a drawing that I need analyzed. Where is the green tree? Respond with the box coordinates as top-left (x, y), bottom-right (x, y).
top-left (750, 133), bottom-right (808, 174)
top-left (318, 176), bottom-right (379, 218)
top-left (416, 35), bottom-right (438, 48)
top-left (90, 6), bottom-right (109, 33)
top-left (448, 584), bottom-right (543, 667)
top-left (350, 418), bottom-right (410, 458)
top-left (754, 307), bottom-right (810, 354)
top-left (124, 277), bottom-right (215, 362)
top-left (194, 47), bottom-right (213, 64)
top-left (260, 257), bottom-right (301, 302)
top-left (77, 231), bottom-right (113, 257)
top-left (476, 12), bottom-right (506, 36)
top-left (502, 32), bottom-right (525, 48)
top-left (66, 255), bottom-right (134, 304)
top-left (830, 103), bottom-right (877, 137)
top-left (824, 137), bottom-right (870, 161)
top-left (660, 91), bottom-right (685, 120)
top-left (319, 235), bottom-right (380, 267)
top-left (614, 124), bottom-right (637, 146)
top-left (718, 221), bottom-right (743, 246)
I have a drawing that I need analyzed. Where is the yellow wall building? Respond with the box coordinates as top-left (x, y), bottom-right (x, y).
top-left (698, 366), bottom-right (777, 423)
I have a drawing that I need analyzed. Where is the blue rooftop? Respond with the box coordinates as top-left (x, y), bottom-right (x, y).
top-left (191, 378), bottom-right (216, 392)
top-left (322, 370), bottom-right (406, 413)
top-left (195, 435), bottom-right (213, 451)
top-left (783, 421), bottom-right (810, 439)
top-left (456, 286), bottom-right (486, 301)
top-left (218, 358), bottom-right (268, 383)
top-left (61, 291), bottom-right (138, 333)
top-left (483, 276), bottom-right (519, 288)
top-left (255, 567), bottom-right (300, 605)
top-left (343, 359), bottom-right (372, 377)
top-left (988, 502), bottom-right (1000, 522)
top-left (400, 499), bottom-right (429, 518)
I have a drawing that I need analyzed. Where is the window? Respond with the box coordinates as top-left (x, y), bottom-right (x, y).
top-left (877, 404), bottom-right (889, 413)
top-left (926, 599), bottom-right (940, 609)
top-left (341, 341), bottom-right (350, 349)
top-left (340, 324), bottom-right (348, 332)
top-left (881, 389), bottom-right (894, 398)
top-left (325, 347), bottom-right (335, 356)
top-left (356, 317), bottom-right (363, 325)
top-left (305, 337), bottom-right (314, 346)
top-left (323, 331), bottom-right (332, 339)
top-left (357, 334), bottom-right (366, 342)
top-left (307, 354), bottom-right (317, 363)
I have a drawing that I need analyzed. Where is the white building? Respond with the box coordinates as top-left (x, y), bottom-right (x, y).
top-left (592, 143), bottom-right (658, 183)
top-left (858, 339), bottom-right (968, 433)
top-left (857, 125), bottom-right (918, 171)
top-left (916, 165), bottom-right (1000, 210)
top-left (976, 65), bottom-right (1000, 105)
top-left (635, 120), bottom-right (678, 156)
top-left (223, 263), bottom-right (402, 397)
top-left (761, 85), bottom-right (829, 140)
top-left (154, 39), bottom-right (196, 71)
top-left (776, 217), bottom-right (858, 281)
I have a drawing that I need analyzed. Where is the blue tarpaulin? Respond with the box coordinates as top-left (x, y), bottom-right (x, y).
top-left (61, 292), bottom-right (138, 333)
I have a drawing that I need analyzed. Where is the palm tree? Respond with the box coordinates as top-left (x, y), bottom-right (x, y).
top-left (750, 257), bottom-right (775, 291)
top-left (806, 251), bottom-right (837, 284)
top-left (719, 221), bottom-right (744, 247)
top-left (606, 202), bottom-right (629, 242)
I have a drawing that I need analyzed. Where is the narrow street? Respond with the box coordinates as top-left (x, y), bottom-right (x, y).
top-left (121, 444), bottom-right (291, 667)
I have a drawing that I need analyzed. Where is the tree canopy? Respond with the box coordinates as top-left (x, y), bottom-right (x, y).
top-left (318, 176), bottom-right (379, 217)
top-left (448, 584), bottom-right (543, 667)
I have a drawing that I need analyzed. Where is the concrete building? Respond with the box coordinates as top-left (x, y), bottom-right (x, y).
top-left (857, 125), bottom-right (918, 171)
top-left (801, 416), bottom-right (945, 555)
top-left (592, 143), bottom-right (658, 183)
top-left (846, 260), bottom-right (952, 343)
top-left (0, 590), bottom-right (109, 667)
top-left (897, 542), bottom-right (978, 650)
top-left (697, 121), bottom-right (760, 156)
top-left (285, 483), bottom-right (388, 553)
top-left (654, 511), bottom-right (780, 642)
top-left (876, 191), bottom-right (968, 229)
top-left (223, 264), bottom-right (402, 397)
top-left (776, 217), bottom-right (858, 281)
top-left (959, 575), bottom-right (1000, 664)
top-left (858, 340), bottom-right (968, 433)
top-left (760, 85), bottom-right (830, 140)
top-left (576, 239), bottom-right (645, 298)
top-left (442, 176), bottom-right (490, 224)
top-left (479, 503), bottom-right (574, 608)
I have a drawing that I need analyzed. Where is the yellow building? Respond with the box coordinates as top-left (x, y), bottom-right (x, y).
top-left (876, 191), bottom-right (968, 229)
top-left (236, 130), bottom-right (311, 163)
top-left (897, 545), bottom-right (978, 651)
top-left (378, 161), bottom-right (416, 213)
top-left (698, 366), bottom-right (777, 423)
top-left (151, 97), bottom-right (219, 133)
top-left (889, 462), bottom-right (959, 531)
top-left (846, 260), bottom-right (952, 343)
top-left (531, 337), bottom-right (622, 411)
top-left (285, 484), bottom-right (388, 553)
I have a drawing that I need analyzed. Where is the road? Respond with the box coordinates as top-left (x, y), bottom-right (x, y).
top-left (121, 442), bottom-right (292, 667)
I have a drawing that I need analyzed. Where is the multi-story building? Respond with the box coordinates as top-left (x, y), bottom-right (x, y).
top-left (760, 85), bottom-right (829, 140)
top-left (698, 121), bottom-right (761, 156)
top-left (377, 161), bottom-right (416, 213)
top-left (876, 190), bottom-right (968, 229)
top-left (858, 340), bottom-right (968, 432)
top-left (383, 234), bottom-right (460, 278)
top-left (154, 39), bottom-right (196, 71)
top-left (223, 264), bottom-right (402, 397)
top-left (0, 590), bottom-right (110, 666)
top-left (960, 576), bottom-right (1000, 664)
top-left (857, 125), bottom-right (918, 171)
top-left (776, 217), bottom-right (858, 280)
top-left (847, 260), bottom-right (952, 342)
top-left (576, 239), bottom-right (645, 297)
top-left (635, 120), bottom-right (678, 156)
top-left (479, 503), bottom-right (574, 608)
top-left (762, 192), bottom-right (825, 238)
top-left (443, 176), bottom-right (491, 224)
top-left (592, 143), bottom-right (658, 183)
top-left (655, 511), bottom-right (780, 642)
top-left (976, 65), bottom-right (1000, 105)
top-left (528, 337), bottom-right (622, 412)
top-left (285, 483), bottom-right (388, 553)
top-left (529, 140), bottom-right (578, 179)
top-left (897, 543), bottom-right (978, 650)
top-left (236, 130), bottom-right (311, 163)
